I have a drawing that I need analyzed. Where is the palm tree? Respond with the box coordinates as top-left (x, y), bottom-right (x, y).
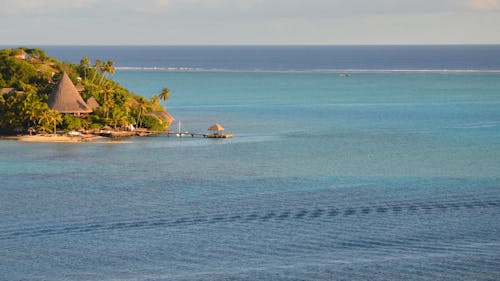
top-left (80, 56), bottom-right (90, 79)
top-left (111, 107), bottom-right (127, 129)
top-left (49, 110), bottom-right (62, 135)
top-left (151, 95), bottom-right (160, 110)
top-left (135, 97), bottom-right (148, 128)
top-left (91, 59), bottom-right (102, 84)
top-left (38, 109), bottom-right (61, 134)
top-left (159, 87), bottom-right (170, 102)
top-left (100, 81), bottom-right (115, 121)
top-left (99, 60), bottom-right (115, 86)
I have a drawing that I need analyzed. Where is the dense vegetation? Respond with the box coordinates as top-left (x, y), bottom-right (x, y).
top-left (0, 47), bottom-right (171, 134)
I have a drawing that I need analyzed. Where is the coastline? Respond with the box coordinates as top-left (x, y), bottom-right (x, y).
top-left (1, 134), bottom-right (104, 143)
top-left (0, 129), bottom-right (169, 143)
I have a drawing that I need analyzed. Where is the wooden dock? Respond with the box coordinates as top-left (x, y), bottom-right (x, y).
top-left (165, 132), bottom-right (233, 138)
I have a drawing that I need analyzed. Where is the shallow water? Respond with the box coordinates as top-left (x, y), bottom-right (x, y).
top-left (1, 60), bottom-right (500, 280)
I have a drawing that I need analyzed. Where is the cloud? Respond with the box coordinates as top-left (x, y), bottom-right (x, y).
top-left (0, 0), bottom-right (170, 15)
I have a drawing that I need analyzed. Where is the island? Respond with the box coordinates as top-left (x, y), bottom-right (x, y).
top-left (0, 47), bottom-right (173, 142)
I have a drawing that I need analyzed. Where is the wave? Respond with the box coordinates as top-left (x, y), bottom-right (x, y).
top-left (1, 197), bottom-right (498, 240)
top-left (115, 66), bottom-right (500, 74)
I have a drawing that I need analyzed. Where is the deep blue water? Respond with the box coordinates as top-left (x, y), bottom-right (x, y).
top-left (34, 45), bottom-right (500, 71)
top-left (1, 46), bottom-right (500, 280)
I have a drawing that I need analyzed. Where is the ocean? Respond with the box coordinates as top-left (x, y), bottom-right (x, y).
top-left (1, 46), bottom-right (500, 280)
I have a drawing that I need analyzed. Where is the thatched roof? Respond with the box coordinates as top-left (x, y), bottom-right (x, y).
top-left (48, 72), bottom-right (92, 114)
top-left (13, 49), bottom-right (27, 59)
top-left (0, 88), bottom-right (14, 95)
top-left (86, 97), bottom-right (100, 110)
top-left (145, 110), bottom-right (175, 126)
top-left (208, 123), bottom-right (225, 131)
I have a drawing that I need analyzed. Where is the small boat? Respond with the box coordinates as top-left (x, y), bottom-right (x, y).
top-left (338, 73), bottom-right (351, 77)
top-left (176, 121), bottom-right (189, 137)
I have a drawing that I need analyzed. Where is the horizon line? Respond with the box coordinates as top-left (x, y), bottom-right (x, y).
top-left (2, 43), bottom-right (500, 47)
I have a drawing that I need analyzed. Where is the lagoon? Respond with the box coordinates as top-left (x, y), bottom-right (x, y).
top-left (1, 46), bottom-right (500, 280)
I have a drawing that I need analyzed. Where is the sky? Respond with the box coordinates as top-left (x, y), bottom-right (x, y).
top-left (1, 0), bottom-right (499, 45)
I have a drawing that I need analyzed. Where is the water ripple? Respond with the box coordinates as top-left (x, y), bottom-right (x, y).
top-left (1, 198), bottom-right (499, 241)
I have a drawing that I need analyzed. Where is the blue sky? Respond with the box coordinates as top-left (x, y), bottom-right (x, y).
top-left (1, 0), bottom-right (499, 45)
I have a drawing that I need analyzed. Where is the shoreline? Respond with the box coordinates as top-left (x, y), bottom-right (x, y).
top-left (0, 130), bottom-right (169, 143)
top-left (1, 134), bottom-right (104, 143)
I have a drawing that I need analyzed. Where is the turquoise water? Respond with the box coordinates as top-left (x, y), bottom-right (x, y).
top-left (1, 70), bottom-right (500, 280)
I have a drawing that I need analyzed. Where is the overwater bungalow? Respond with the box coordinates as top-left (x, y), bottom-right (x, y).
top-left (47, 72), bottom-right (92, 116)
top-left (206, 123), bottom-right (233, 138)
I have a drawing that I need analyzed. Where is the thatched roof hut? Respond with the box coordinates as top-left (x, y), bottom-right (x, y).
top-left (208, 123), bottom-right (225, 132)
top-left (145, 110), bottom-right (175, 126)
top-left (13, 49), bottom-right (27, 60)
top-left (48, 72), bottom-right (92, 115)
top-left (86, 97), bottom-right (100, 110)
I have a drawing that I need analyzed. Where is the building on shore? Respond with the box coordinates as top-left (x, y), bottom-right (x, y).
top-left (47, 72), bottom-right (92, 116)
top-left (145, 111), bottom-right (175, 126)
top-left (85, 97), bottom-right (100, 110)
top-left (13, 49), bottom-right (27, 60)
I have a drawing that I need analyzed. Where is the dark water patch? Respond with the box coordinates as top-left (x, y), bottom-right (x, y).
top-left (463, 203), bottom-right (474, 209)
top-left (174, 218), bottom-right (189, 224)
top-left (310, 209), bottom-right (324, 218)
top-left (344, 208), bottom-right (356, 216)
top-left (277, 211), bottom-right (291, 219)
top-left (209, 216), bottom-right (226, 223)
top-left (418, 204), bottom-right (433, 210)
top-left (361, 207), bottom-right (371, 214)
top-left (434, 204), bottom-right (447, 211)
top-left (339, 240), bottom-right (371, 249)
top-left (191, 217), bottom-right (207, 224)
top-left (228, 215), bottom-right (242, 221)
top-left (295, 210), bottom-right (308, 218)
top-left (149, 219), bottom-right (169, 227)
top-left (261, 212), bottom-right (276, 220)
top-left (328, 208), bottom-right (339, 216)
top-left (392, 206), bottom-right (402, 213)
top-left (245, 214), bottom-right (259, 221)
top-left (471, 201), bottom-right (488, 207)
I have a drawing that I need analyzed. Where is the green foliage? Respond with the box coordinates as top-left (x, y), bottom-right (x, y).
top-left (62, 115), bottom-right (82, 131)
top-left (0, 47), bottom-right (172, 134)
top-left (141, 115), bottom-right (166, 131)
top-left (0, 52), bottom-right (47, 89)
top-left (25, 48), bottom-right (47, 60)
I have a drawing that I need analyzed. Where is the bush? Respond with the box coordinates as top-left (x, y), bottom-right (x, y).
top-left (62, 115), bottom-right (82, 131)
